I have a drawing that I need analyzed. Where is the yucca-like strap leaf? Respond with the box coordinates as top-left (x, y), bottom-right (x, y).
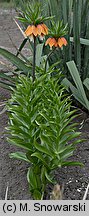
top-left (0, 48), bottom-right (31, 74)
top-left (83, 78), bottom-right (89, 91)
top-left (65, 60), bottom-right (89, 110)
top-left (16, 38), bottom-right (28, 57)
top-left (70, 37), bottom-right (89, 46)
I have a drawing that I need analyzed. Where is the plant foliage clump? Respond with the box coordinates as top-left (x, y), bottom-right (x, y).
top-left (6, 70), bottom-right (83, 199)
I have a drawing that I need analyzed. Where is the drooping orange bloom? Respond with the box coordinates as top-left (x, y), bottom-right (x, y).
top-left (45, 38), bottom-right (58, 48)
top-left (25, 23), bottom-right (48, 41)
top-left (58, 37), bottom-right (67, 47)
top-left (45, 37), bottom-right (67, 48)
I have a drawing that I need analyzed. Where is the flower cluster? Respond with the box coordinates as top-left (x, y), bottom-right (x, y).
top-left (25, 23), bottom-right (48, 41)
top-left (45, 20), bottom-right (68, 49)
top-left (45, 37), bottom-right (67, 48)
top-left (25, 21), bottom-right (67, 49)
top-left (24, 3), bottom-right (68, 49)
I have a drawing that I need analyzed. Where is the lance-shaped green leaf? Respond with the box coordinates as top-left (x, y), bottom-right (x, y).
top-left (33, 190), bottom-right (42, 200)
top-left (27, 167), bottom-right (38, 188)
top-left (31, 152), bottom-right (49, 168)
top-left (34, 141), bottom-right (54, 158)
top-left (44, 168), bottom-right (55, 183)
top-left (9, 152), bottom-right (31, 163)
top-left (62, 161), bottom-right (84, 167)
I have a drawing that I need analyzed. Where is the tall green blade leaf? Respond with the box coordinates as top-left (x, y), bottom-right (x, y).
top-left (70, 37), bottom-right (89, 46)
top-left (36, 43), bottom-right (44, 67)
top-left (48, 0), bottom-right (61, 21)
top-left (66, 61), bottom-right (89, 110)
top-left (62, 77), bottom-right (88, 109)
top-left (0, 48), bottom-right (31, 74)
top-left (0, 71), bottom-right (15, 81)
top-left (16, 38), bottom-right (28, 56)
top-left (83, 78), bottom-right (89, 90)
top-left (73, 0), bottom-right (81, 71)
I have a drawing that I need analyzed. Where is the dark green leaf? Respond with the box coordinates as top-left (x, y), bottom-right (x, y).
top-left (9, 152), bottom-right (30, 163)
top-left (62, 161), bottom-right (84, 167)
top-left (31, 152), bottom-right (49, 168)
top-left (0, 47), bottom-right (30, 74)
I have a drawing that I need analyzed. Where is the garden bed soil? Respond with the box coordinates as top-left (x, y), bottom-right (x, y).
top-left (0, 9), bottom-right (89, 200)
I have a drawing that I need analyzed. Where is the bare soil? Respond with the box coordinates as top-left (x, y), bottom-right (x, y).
top-left (0, 9), bottom-right (89, 200)
top-left (0, 8), bottom-right (31, 200)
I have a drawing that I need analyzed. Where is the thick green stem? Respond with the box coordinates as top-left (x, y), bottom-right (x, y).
top-left (45, 47), bottom-right (56, 72)
top-left (32, 36), bottom-right (36, 82)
